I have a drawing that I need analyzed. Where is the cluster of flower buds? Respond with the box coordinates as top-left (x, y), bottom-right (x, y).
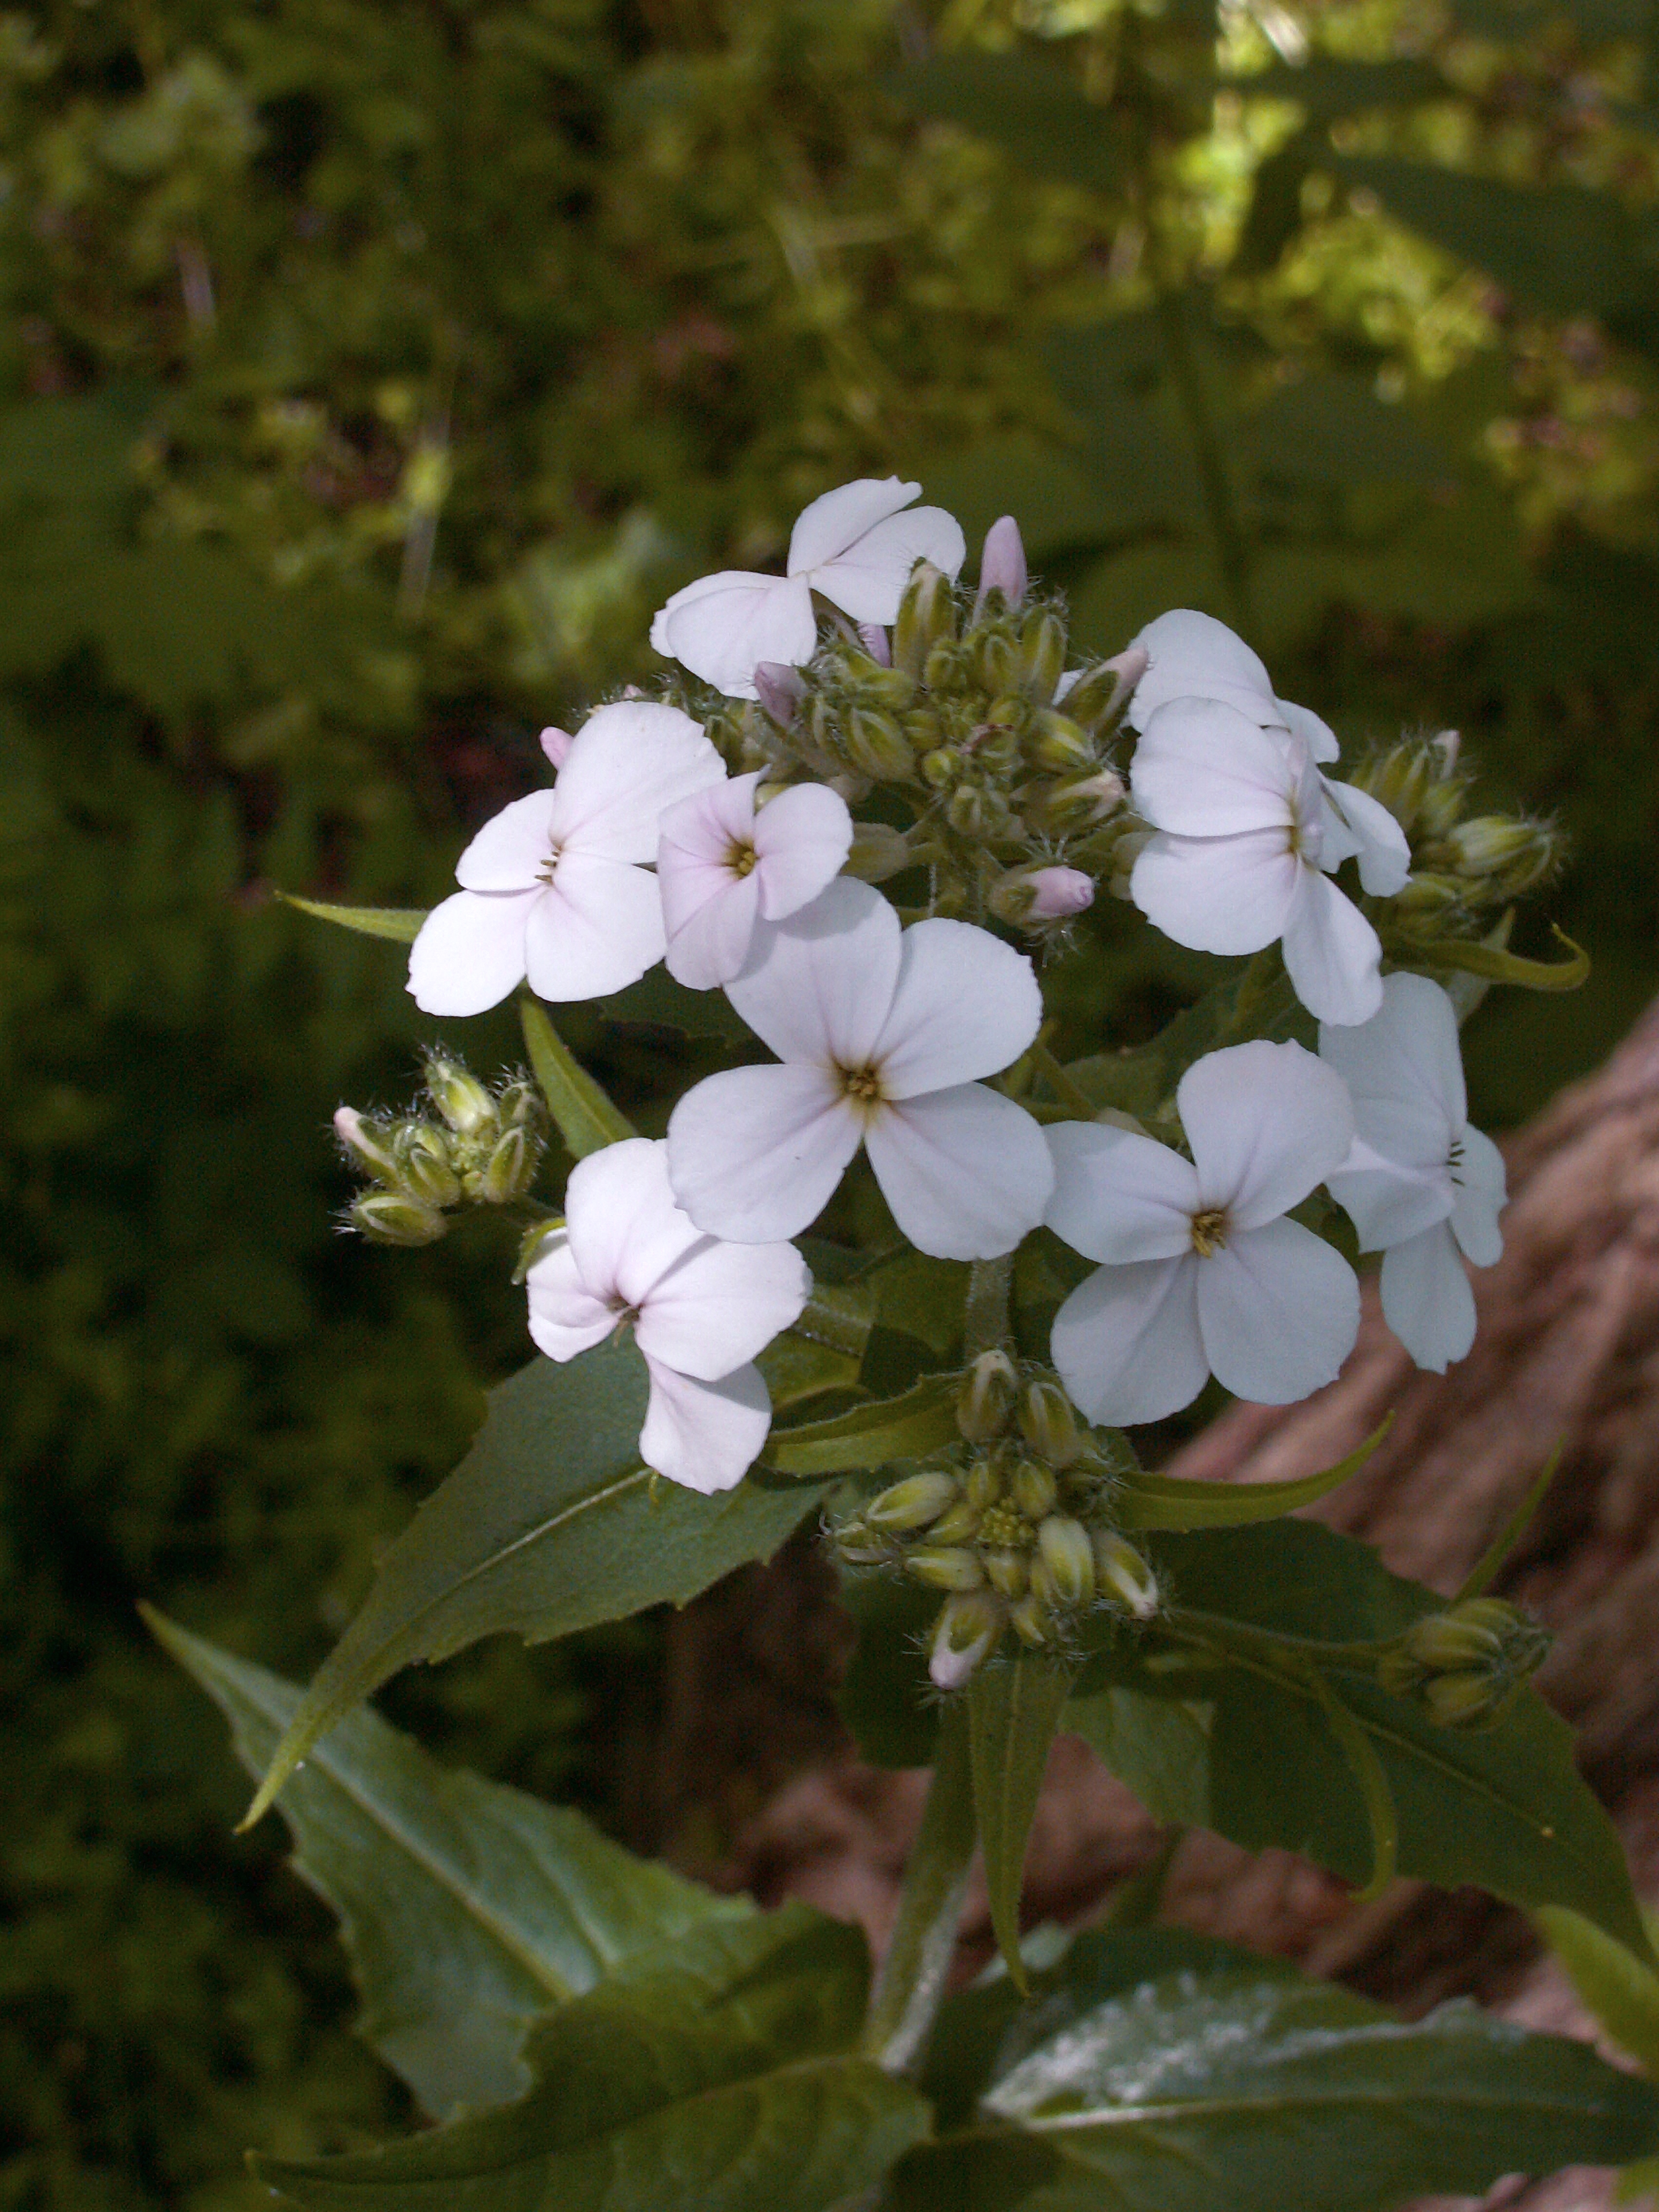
top-left (832, 1351), bottom-right (1161, 1689)
top-left (1376, 1594), bottom-right (1552, 1732)
top-left (695, 534), bottom-right (1142, 932)
top-left (1350, 733), bottom-right (1564, 955)
top-left (336, 1056), bottom-right (546, 1245)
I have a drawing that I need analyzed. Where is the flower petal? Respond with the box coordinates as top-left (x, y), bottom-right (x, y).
top-left (787, 477), bottom-right (920, 574)
top-left (1126, 610), bottom-right (1277, 732)
top-left (864, 1084), bottom-right (1053, 1260)
top-left (1045, 1121), bottom-right (1200, 1264)
top-left (726, 875), bottom-right (900, 1070)
top-left (1327, 1136), bottom-right (1454, 1251)
top-left (524, 1238), bottom-right (617, 1362)
top-left (752, 781), bottom-right (853, 921)
top-left (550, 700), bottom-right (723, 863)
top-left (811, 506), bottom-right (968, 622)
top-left (870, 918), bottom-right (1042, 1099)
top-left (1131, 828), bottom-right (1301, 956)
top-left (523, 853), bottom-right (665, 1000)
top-left (1180, 1039), bottom-right (1354, 1228)
top-left (1130, 700), bottom-right (1299, 837)
top-left (1196, 1217), bottom-right (1360, 1404)
top-left (1381, 1223), bottom-right (1476, 1371)
top-left (665, 869), bottom-right (762, 989)
top-left (407, 888), bottom-right (535, 1015)
top-left (455, 791), bottom-right (559, 892)
top-left (654, 571), bottom-right (818, 697)
top-left (1319, 972), bottom-right (1466, 1137)
top-left (1276, 698), bottom-right (1340, 765)
top-left (1280, 867), bottom-right (1383, 1026)
top-left (639, 1356), bottom-right (772, 1493)
top-left (562, 1139), bottom-right (702, 1307)
top-left (1319, 777), bottom-right (1411, 895)
top-left (637, 1235), bottom-right (810, 1380)
top-left (667, 1063), bottom-right (862, 1244)
top-left (1451, 1124), bottom-right (1506, 1267)
top-left (659, 772), bottom-right (763, 877)
top-left (1050, 1256), bottom-right (1208, 1426)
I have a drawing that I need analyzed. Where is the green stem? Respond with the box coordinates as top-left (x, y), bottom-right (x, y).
top-left (1154, 287), bottom-right (1256, 638)
top-left (1032, 1040), bottom-right (1098, 1121)
top-left (861, 1701), bottom-right (977, 2074)
top-left (963, 1254), bottom-right (1014, 1361)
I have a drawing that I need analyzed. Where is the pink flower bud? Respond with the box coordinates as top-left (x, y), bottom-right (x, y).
top-left (754, 661), bottom-right (806, 729)
top-left (539, 726), bottom-right (573, 768)
top-left (856, 622), bottom-right (893, 666)
top-left (1027, 866), bottom-right (1094, 920)
top-left (975, 514), bottom-right (1027, 612)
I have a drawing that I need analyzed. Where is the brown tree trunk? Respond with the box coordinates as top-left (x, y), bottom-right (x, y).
top-left (666, 996), bottom-right (1659, 2211)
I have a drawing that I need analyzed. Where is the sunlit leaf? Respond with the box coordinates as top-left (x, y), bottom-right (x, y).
top-left (969, 1652), bottom-right (1076, 1986)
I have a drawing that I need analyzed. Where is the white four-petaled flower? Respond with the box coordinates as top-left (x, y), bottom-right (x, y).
top-left (666, 877), bottom-right (1052, 1259)
top-left (650, 478), bottom-right (966, 699)
top-left (657, 772), bottom-right (853, 989)
top-left (1320, 972), bottom-right (1506, 1373)
top-left (407, 700), bottom-right (723, 1014)
top-left (1045, 1039), bottom-right (1361, 1423)
top-left (526, 1139), bottom-right (809, 1493)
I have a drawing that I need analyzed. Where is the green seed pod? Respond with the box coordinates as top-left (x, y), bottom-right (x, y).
top-left (843, 707), bottom-right (916, 783)
top-left (1008, 1592), bottom-right (1051, 1646)
top-left (424, 1056), bottom-right (498, 1138)
top-left (1011, 1457), bottom-right (1058, 1522)
top-left (350, 1191), bottom-right (449, 1246)
top-left (1037, 1515), bottom-right (1095, 1607)
top-left (928, 1497), bottom-right (983, 1546)
top-left (982, 1547), bottom-right (1030, 1599)
top-left (894, 561), bottom-right (957, 678)
top-left (479, 1123), bottom-right (539, 1204)
top-left (907, 1546), bottom-right (986, 1593)
top-left (394, 1124), bottom-right (463, 1208)
top-left (957, 1348), bottom-right (1017, 1442)
top-left (928, 1592), bottom-right (1005, 1689)
top-left (866, 1470), bottom-right (963, 1532)
top-left (1093, 1531), bottom-right (1160, 1621)
top-left (1018, 608), bottom-right (1067, 700)
top-left (1029, 710), bottom-right (1094, 775)
top-left (1017, 1376), bottom-right (1084, 1468)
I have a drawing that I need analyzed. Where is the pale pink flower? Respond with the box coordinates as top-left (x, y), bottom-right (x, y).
top-left (657, 773), bottom-right (853, 989)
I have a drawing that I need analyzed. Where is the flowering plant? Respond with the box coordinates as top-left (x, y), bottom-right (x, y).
top-left (154, 481), bottom-right (1659, 2212)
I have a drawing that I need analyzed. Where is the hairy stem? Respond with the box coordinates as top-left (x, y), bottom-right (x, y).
top-left (860, 1700), bottom-right (977, 2073)
top-left (964, 1254), bottom-right (1014, 1361)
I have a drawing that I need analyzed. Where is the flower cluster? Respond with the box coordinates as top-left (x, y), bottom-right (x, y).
top-left (332, 474), bottom-right (1571, 1665)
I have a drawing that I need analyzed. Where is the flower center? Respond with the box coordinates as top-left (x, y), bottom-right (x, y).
top-left (727, 839), bottom-right (757, 879)
top-left (536, 840), bottom-right (564, 886)
top-left (839, 1063), bottom-right (886, 1116)
top-left (1189, 1207), bottom-right (1230, 1257)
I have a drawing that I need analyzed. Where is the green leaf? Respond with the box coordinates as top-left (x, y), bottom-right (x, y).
top-left (1064, 1686), bottom-right (1211, 1829)
top-left (1113, 1417), bottom-right (1388, 1530)
top-left (1135, 1521), bottom-right (1651, 1959)
top-left (885, 54), bottom-right (1124, 199)
top-left (766, 1372), bottom-right (960, 1477)
top-left (1428, 926), bottom-right (1590, 991)
top-left (1238, 372), bottom-right (1446, 491)
top-left (520, 999), bottom-right (636, 1156)
top-left (278, 892), bottom-right (427, 943)
top-left (969, 1654), bottom-right (1077, 1988)
top-left (1535, 1905), bottom-right (1659, 2077)
top-left (597, 964), bottom-right (752, 1043)
top-left (244, 1344), bottom-right (829, 1827)
top-left (146, 1610), bottom-right (751, 2120)
top-left (1236, 56), bottom-right (1444, 118)
top-left (255, 1906), bottom-right (931, 2212)
top-left (890, 1939), bottom-right (1659, 2212)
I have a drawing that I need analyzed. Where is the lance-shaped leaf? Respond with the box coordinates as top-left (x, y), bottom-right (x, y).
top-left (1535, 1904), bottom-right (1659, 2078)
top-left (1113, 1419), bottom-right (1387, 1531)
top-left (887, 1936), bottom-right (1659, 2212)
top-left (520, 999), bottom-right (635, 1157)
top-left (279, 892), bottom-right (426, 942)
top-left (147, 1610), bottom-right (752, 2120)
top-left (766, 1373), bottom-right (960, 1478)
top-left (255, 1907), bottom-right (931, 2212)
top-left (245, 1343), bottom-right (830, 1825)
top-left (969, 1653), bottom-right (1077, 1987)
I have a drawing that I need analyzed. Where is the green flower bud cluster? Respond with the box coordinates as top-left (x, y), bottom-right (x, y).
top-left (338, 1056), bottom-right (547, 1246)
top-left (697, 565), bottom-right (1138, 926)
top-left (831, 1352), bottom-right (1161, 1686)
top-left (1349, 734), bottom-right (1565, 954)
top-left (1376, 1595), bottom-right (1552, 1732)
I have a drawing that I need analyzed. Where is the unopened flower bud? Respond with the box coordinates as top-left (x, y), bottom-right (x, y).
top-left (1029, 710), bottom-right (1095, 775)
top-left (1037, 1515), bottom-right (1095, 1607)
top-left (894, 562), bottom-right (957, 678)
top-left (1008, 1593), bottom-right (1051, 1646)
top-left (846, 821), bottom-right (913, 883)
top-left (350, 1191), bottom-right (448, 1246)
top-left (1025, 769), bottom-right (1125, 835)
top-left (991, 865), bottom-right (1096, 928)
top-left (968, 629), bottom-right (1019, 699)
top-left (1011, 1458), bottom-right (1058, 1522)
top-left (539, 726), bottom-right (573, 768)
top-left (965, 1451), bottom-right (1006, 1510)
top-left (1092, 1531), bottom-right (1160, 1620)
top-left (334, 1106), bottom-right (401, 1186)
top-left (843, 707), bottom-right (916, 783)
top-left (866, 1471), bottom-right (962, 1532)
top-left (1107, 828), bottom-right (1153, 898)
top-left (974, 515), bottom-right (1027, 615)
top-left (479, 1124), bottom-right (539, 1203)
top-left (1018, 608), bottom-right (1067, 700)
top-left (906, 1546), bottom-right (986, 1593)
top-left (957, 1348), bottom-right (1017, 1442)
top-left (424, 1057), bottom-right (497, 1138)
top-left (857, 622), bottom-right (893, 666)
top-left (928, 1592), bottom-right (1005, 1689)
top-left (928, 1497), bottom-right (983, 1545)
top-left (920, 745), bottom-right (961, 791)
top-left (1422, 1669), bottom-right (1513, 1731)
top-left (1445, 816), bottom-right (1558, 894)
top-left (1017, 1376), bottom-right (1085, 1467)
top-left (923, 638), bottom-right (962, 693)
top-left (832, 1517), bottom-right (895, 1567)
top-left (982, 1547), bottom-right (1030, 1599)
top-left (495, 1079), bottom-right (541, 1130)
top-left (1392, 873), bottom-right (1463, 916)
top-left (945, 783), bottom-right (1004, 841)
top-left (754, 662), bottom-right (806, 731)
top-left (395, 1124), bottom-right (463, 1207)
top-left (1059, 645), bottom-right (1148, 733)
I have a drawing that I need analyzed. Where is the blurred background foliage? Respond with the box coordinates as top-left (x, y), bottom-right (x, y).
top-left (3, 0), bottom-right (1659, 2201)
